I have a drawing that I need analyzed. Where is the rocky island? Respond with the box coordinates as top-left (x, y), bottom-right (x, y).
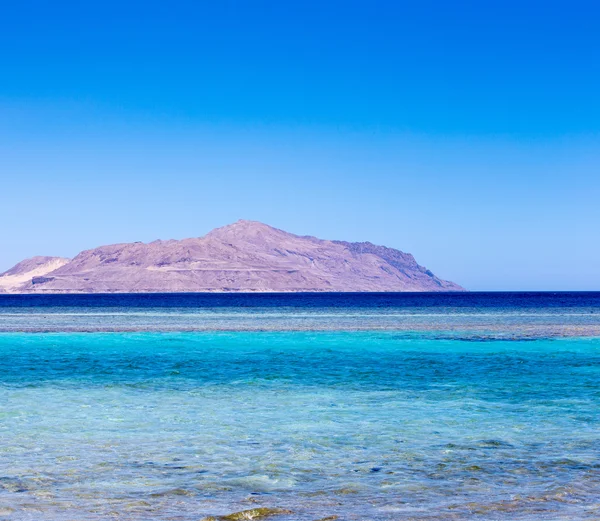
top-left (0, 220), bottom-right (464, 293)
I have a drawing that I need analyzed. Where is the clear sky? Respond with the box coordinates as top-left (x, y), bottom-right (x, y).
top-left (1, 0), bottom-right (599, 290)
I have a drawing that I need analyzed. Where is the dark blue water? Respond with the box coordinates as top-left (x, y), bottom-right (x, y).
top-left (2, 291), bottom-right (600, 308)
top-left (1, 292), bottom-right (599, 336)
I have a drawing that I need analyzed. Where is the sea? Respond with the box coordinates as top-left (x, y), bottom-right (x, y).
top-left (1, 292), bottom-right (599, 520)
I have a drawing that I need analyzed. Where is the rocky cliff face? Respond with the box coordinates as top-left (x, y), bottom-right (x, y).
top-left (0, 221), bottom-right (464, 293)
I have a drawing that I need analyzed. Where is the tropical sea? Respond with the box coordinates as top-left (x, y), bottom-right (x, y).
top-left (1, 292), bottom-right (600, 520)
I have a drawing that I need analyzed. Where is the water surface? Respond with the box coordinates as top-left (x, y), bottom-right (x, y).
top-left (1, 293), bottom-right (599, 519)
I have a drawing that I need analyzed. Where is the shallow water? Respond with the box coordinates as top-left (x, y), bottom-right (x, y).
top-left (1, 329), bottom-right (600, 520)
top-left (1, 294), bottom-right (600, 519)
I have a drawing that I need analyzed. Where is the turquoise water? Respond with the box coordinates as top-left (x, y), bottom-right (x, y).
top-left (1, 331), bottom-right (600, 520)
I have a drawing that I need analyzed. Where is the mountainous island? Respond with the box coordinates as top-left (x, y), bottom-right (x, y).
top-left (0, 220), bottom-right (464, 293)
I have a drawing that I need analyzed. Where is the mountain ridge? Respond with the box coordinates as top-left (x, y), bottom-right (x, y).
top-left (0, 220), bottom-right (464, 293)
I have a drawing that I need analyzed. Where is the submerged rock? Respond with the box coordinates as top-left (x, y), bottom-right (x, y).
top-left (150, 487), bottom-right (194, 497)
top-left (331, 487), bottom-right (359, 495)
top-left (202, 507), bottom-right (293, 521)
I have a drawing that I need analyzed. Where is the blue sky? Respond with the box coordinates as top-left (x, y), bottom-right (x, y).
top-left (1, 0), bottom-right (599, 290)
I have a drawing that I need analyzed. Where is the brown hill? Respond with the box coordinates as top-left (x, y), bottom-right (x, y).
top-left (1, 220), bottom-right (464, 293)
